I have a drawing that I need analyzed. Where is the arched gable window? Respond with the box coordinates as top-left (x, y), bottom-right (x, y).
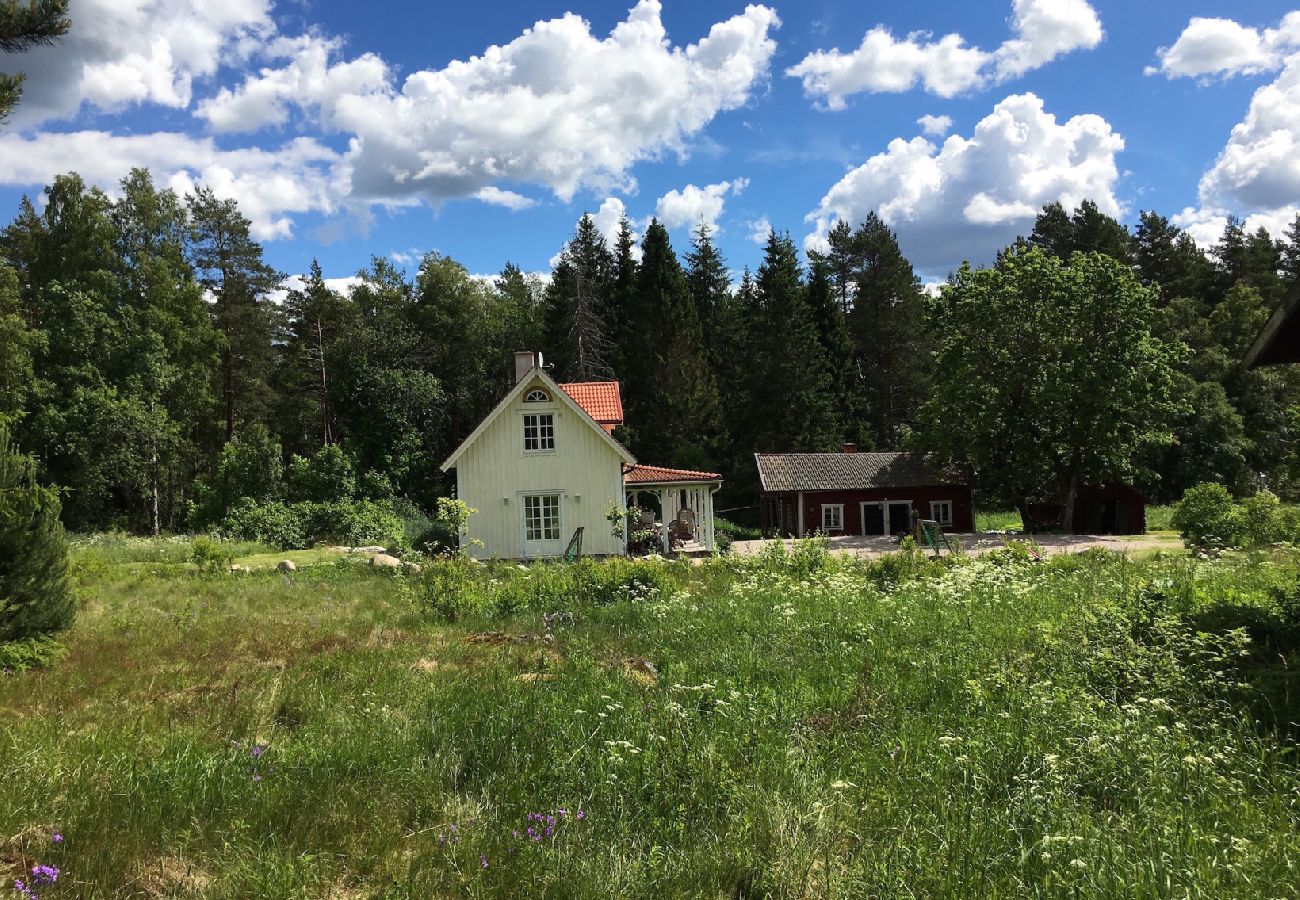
top-left (524, 389), bottom-right (551, 403)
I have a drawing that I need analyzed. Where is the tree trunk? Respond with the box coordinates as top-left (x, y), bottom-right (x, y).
top-left (1061, 474), bottom-right (1079, 535)
top-left (316, 316), bottom-right (331, 446)
top-left (1017, 500), bottom-right (1036, 534)
top-left (223, 346), bottom-right (235, 442)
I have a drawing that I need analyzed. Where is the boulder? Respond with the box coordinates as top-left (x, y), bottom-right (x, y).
top-left (370, 553), bottom-right (402, 568)
top-left (229, 564), bottom-right (250, 574)
top-left (351, 545), bottom-right (387, 554)
top-left (276, 560), bottom-right (296, 573)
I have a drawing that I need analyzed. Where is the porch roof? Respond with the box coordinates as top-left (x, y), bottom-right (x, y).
top-left (624, 464), bottom-right (722, 485)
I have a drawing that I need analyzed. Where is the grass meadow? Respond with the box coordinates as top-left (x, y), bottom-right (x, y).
top-left (1, 535), bottom-right (1298, 897)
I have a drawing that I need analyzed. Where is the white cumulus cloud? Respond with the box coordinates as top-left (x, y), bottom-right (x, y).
top-left (213, 0), bottom-right (779, 209)
top-left (474, 186), bottom-right (537, 211)
top-left (787, 0), bottom-right (1101, 108)
top-left (917, 114), bottom-right (953, 136)
top-left (654, 178), bottom-right (748, 231)
top-left (5, 0), bottom-right (275, 127)
top-left (748, 216), bottom-right (772, 245)
top-left (0, 130), bottom-right (340, 241)
top-left (1157, 14), bottom-right (1300, 246)
top-left (1147, 13), bottom-right (1300, 80)
top-left (804, 92), bottom-right (1125, 274)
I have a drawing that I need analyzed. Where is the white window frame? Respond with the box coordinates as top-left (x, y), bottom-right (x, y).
top-left (821, 503), bottom-right (844, 532)
top-left (930, 500), bottom-right (953, 527)
top-left (524, 389), bottom-right (551, 403)
top-left (523, 493), bottom-right (562, 543)
top-left (522, 412), bottom-right (555, 453)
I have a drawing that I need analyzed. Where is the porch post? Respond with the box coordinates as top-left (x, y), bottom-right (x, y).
top-left (659, 487), bottom-right (672, 554)
top-left (705, 486), bottom-right (716, 551)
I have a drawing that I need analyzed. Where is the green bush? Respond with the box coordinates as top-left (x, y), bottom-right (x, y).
top-left (286, 445), bottom-right (357, 503)
top-left (0, 426), bottom-right (74, 642)
top-left (219, 499), bottom-right (406, 551)
top-left (189, 536), bottom-right (234, 573)
top-left (0, 634), bottom-right (67, 672)
top-left (191, 426), bottom-right (286, 528)
top-left (1238, 490), bottom-right (1283, 549)
top-left (1172, 483), bottom-right (1239, 548)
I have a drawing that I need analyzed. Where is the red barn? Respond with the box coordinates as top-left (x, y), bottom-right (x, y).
top-left (755, 448), bottom-right (973, 538)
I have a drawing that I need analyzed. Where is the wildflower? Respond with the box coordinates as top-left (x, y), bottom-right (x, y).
top-left (250, 744), bottom-right (266, 758)
top-left (480, 854), bottom-right (489, 869)
top-left (50, 834), bottom-right (62, 844)
top-left (576, 810), bottom-right (586, 820)
top-left (252, 774), bottom-right (263, 782)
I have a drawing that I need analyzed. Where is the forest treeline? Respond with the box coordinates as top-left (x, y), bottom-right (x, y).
top-left (1, 168), bottom-right (1297, 533)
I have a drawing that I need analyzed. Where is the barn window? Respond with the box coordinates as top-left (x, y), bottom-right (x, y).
top-left (524, 389), bottom-right (551, 403)
top-left (930, 500), bottom-right (953, 527)
top-left (523, 413), bottom-right (555, 452)
top-left (821, 504), bottom-right (844, 532)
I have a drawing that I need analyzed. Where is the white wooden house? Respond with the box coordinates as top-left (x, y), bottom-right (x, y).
top-left (440, 352), bottom-right (722, 560)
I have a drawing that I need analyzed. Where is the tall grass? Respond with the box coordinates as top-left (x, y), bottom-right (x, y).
top-left (1, 538), bottom-right (1297, 896)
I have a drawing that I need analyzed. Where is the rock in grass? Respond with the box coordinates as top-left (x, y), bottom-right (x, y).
top-left (352, 545), bottom-right (387, 554)
top-left (229, 564), bottom-right (250, 574)
top-left (276, 560), bottom-right (296, 573)
top-left (370, 553), bottom-right (401, 568)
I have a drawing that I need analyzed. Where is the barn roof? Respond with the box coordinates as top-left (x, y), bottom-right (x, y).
top-left (1245, 278), bottom-right (1300, 368)
top-left (559, 381), bottom-right (623, 432)
top-left (754, 451), bottom-right (963, 493)
top-left (624, 464), bottom-right (722, 485)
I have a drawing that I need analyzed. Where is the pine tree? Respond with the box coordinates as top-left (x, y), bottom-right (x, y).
top-left (545, 214), bottom-right (615, 381)
top-left (1133, 211), bottom-right (1213, 304)
top-left (0, 263), bottom-right (37, 426)
top-left (0, 423), bottom-right (73, 642)
top-left (685, 222), bottom-right (729, 364)
top-left (834, 214), bottom-right (930, 448)
top-left (187, 187), bottom-right (283, 442)
top-left (278, 259), bottom-right (355, 456)
top-left (0, 0), bottom-right (70, 122)
top-left (623, 220), bottom-right (720, 469)
top-left (746, 232), bottom-right (839, 454)
top-left (807, 252), bottom-right (865, 446)
top-left (608, 216), bottom-right (639, 379)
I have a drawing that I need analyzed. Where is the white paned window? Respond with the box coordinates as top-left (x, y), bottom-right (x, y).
top-left (821, 503), bottom-right (844, 531)
top-left (523, 413), bottom-right (555, 452)
top-left (524, 494), bottom-right (561, 541)
top-left (930, 500), bottom-right (953, 527)
top-left (524, 389), bottom-right (550, 402)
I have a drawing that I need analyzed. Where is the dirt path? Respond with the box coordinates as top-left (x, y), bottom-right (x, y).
top-left (729, 532), bottom-right (1185, 559)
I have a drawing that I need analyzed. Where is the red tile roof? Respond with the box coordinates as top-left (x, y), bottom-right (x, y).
top-left (624, 464), bottom-right (722, 485)
top-left (559, 381), bottom-right (623, 430)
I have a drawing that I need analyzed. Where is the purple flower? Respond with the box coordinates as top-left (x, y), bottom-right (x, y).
top-left (250, 745), bottom-right (266, 759)
top-left (30, 865), bottom-right (59, 886)
top-left (252, 774), bottom-right (263, 783)
top-left (480, 854), bottom-right (489, 869)
top-left (576, 810), bottom-right (586, 820)
top-left (557, 808), bottom-right (568, 817)
top-left (50, 833), bottom-right (63, 844)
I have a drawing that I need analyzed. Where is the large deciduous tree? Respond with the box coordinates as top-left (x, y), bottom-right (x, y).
top-left (921, 247), bottom-right (1180, 531)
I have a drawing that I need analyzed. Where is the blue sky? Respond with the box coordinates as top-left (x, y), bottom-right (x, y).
top-left (1, 0), bottom-right (1299, 284)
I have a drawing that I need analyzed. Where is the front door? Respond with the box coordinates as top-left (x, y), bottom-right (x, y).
top-left (888, 502), bottom-right (913, 536)
top-left (522, 493), bottom-right (563, 558)
top-left (861, 501), bottom-right (914, 536)
top-left (861, 502), bottom-right (885, 536)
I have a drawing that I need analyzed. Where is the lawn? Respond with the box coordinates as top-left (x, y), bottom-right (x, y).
top-left (1, 537), bottom-right (1298, 897)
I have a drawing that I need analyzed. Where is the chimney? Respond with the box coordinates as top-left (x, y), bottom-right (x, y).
top-left (843, 442), bottom-right (858, 453)
top-left (514, 350), bottom-right (538, 384)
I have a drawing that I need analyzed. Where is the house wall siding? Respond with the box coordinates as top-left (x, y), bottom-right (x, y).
top-left (453, 374), bottom-right (627, 559)
top-left (766, 485), bottom-right (974, 536)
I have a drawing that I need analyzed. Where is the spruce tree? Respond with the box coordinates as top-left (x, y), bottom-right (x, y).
top-left (277, 259), bottom-right (355, 456)
top-left (747, 232), bottom-right (839, 454)
top-left (187, 187), bottom-right (283, 441)
top-left (623, 220), bottom-right (720, 469)
top-left (545, 214), bottom-right (615, 381)
top-left (833, 214), bottom-right (930, 448)
top-left (685, 223), bottom-right (729, 365)
top-left (608, 216), bottom-right (639, 379)
top-left (0, 263), bottom-right (36, 426)
top-left (807, 252), bottom-right (866, 446)
top-left (0, 424), bottom-right (73, 642)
